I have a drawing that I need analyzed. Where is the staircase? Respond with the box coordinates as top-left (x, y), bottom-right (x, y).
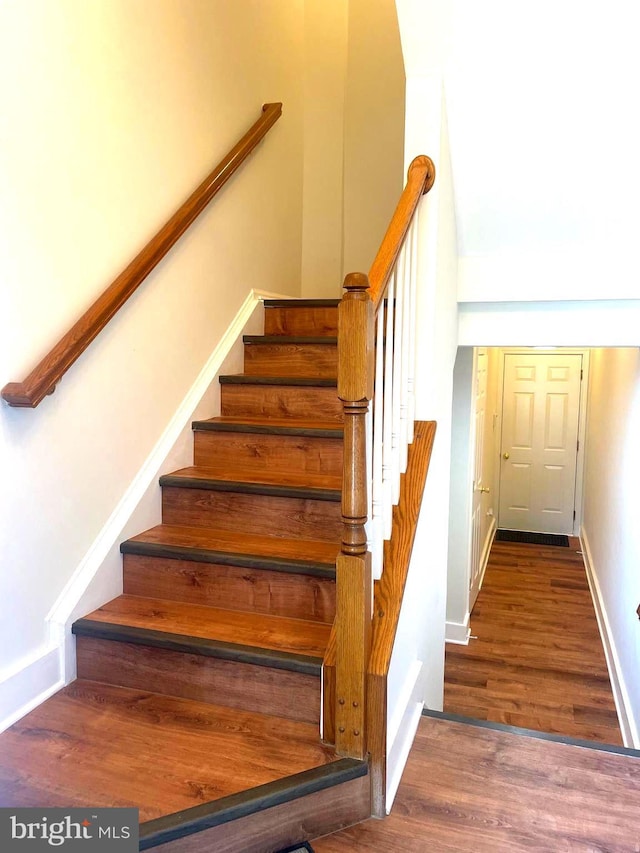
top-left (0, 299), bottom-right (372, 852)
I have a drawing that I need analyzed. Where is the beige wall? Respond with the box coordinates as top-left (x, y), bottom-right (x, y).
top-left (0, 0), bottom-right (305, 675)
top-left (300, 0), bottom-right (406, 295)
top-left (342, 0), bottom-right (406, 278)
top-left (582, 347), bottom-right (640, 745)
top-left (301, 0), bottom-right (348, 297)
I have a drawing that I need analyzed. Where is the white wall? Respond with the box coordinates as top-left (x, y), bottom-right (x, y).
top-left (0, 0), bottom-right (304, 704)
top-left (446, 346), bottom-right (499, 643)
top-left (446, 347), bottom-right (474, 641)
top-left (581, 347), bottom-right (640, 747)
top-left (409, 82), bottom-right (459, 712)
top-left (383, 68), bottom-right (458, 810)
top-left (483, 347), bottom-right (500, 535)
top-left (458, 301), bottom-right (640, 348)
top-left (448, 0), bottom-right (640, 302)
top-left (398, 0), bottom-right (640, 303)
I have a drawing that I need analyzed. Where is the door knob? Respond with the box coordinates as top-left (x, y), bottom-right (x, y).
top-left (503, 451), bottom-right (510, 460)
top-left (480, 486), bottom-right (490, 493)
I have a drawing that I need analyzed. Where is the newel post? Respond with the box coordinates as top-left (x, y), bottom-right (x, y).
top-left (335, 272), bottom-right (374, 760)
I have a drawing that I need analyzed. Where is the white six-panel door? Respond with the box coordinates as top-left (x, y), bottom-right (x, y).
top-left (498, 353), bottom-right (582, 534)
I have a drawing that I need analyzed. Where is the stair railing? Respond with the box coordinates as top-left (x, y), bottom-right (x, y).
top-left (334, 155), bottom-right (436, 760)
top-left (2, 103), bottom-right (283, 408)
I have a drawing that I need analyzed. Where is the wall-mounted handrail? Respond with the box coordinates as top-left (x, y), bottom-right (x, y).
top-left (1, 102), bottom-right (283, 408)
top-left (333, 154), bottom-right (435, 762)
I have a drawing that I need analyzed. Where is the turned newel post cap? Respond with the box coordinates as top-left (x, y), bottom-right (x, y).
top-left (342, 272), bottom-right (370, 293)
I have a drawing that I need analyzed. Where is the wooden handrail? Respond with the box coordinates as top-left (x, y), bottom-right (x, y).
top-left (2, 102), bottom-right (283, 408)
top-left (367, 154), bottom-right (435, 313)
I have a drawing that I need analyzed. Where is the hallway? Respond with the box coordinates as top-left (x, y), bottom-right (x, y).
top-left (444, 538), bottom-right (622, 745)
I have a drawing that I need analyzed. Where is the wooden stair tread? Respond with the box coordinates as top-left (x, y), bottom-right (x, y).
top-left (263, 299), bottom-right (340, 308)
top-left (0, 680), bottom-right (336, 822)
top-left (160, 466), bottom-right (342, 496)
top-left (192, 415), bottom-right (344, 437)
top-left (122, 524), bottom-right (338, 574)
top-left (77, 595), bottom-right (331, 660)
top-left (243, 335), bottom-right (337, 345)
top-left (220, 374), bottom-right (337, 386)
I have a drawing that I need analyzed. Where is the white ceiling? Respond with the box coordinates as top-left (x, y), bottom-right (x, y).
top-left (398, 0), bottom-right (640, 263)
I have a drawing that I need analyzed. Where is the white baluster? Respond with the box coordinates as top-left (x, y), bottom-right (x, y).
top-left (391, 248), bottom-right (405, 505)
top-left (382, 271), bottom-right (396, 539)
top-left (370, 301), bottom-right (386, 579)
top-left (407, 217), bottom-right (419, 443)
top-left (365, 389), bottom-right (374, 564)
top-left (399, 233), bottom-right (412, 474)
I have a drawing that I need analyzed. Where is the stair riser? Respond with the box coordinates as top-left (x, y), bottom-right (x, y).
top-left (162, 487), bottom-right (342, 541)
top-left (76, 637), bottom-right (321, 724)
top-left (221, 385), bottom-right (343, 421)
top-left (150, 774), bottom-right (370, 853)
top-left (244, 343), bottom-right (337, 378)
top-left (123, 555), bottom-right (336, 623)
top-left (264, 306), bottom-right (338, 337)
top-left (193, 431), bottom-right (343, 477)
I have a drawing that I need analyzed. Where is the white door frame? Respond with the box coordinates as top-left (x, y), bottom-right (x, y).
top-left (495, 348), bottom-right (590, 536)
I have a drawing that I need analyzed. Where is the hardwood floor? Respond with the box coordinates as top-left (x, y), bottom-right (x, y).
top-left (313, 713), bottom-right (640, 852)
top-left (445, 538), bottom-right (623, 744)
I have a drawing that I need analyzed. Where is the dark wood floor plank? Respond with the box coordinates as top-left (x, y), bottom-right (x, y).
top-left (313, 715), bottom-right (640, 852)
top-left (444, 540), bottom-right (622, 744)
top-left (0, 681), bottom-right (333, 822)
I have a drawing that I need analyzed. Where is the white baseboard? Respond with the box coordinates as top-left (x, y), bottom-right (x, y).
top-left (445, 616), bottom-right (470, 645)
top-left (0, 646), bottom-right (63, 733)
top-left (386, 694), bottom-right (424, 813)
top-left (387, 659), bottom-right (423, 749)
top-left (386, 659), bottom-right (424, 812)
top-left (478, 515), bottom-right (497, 593)
top-left (580, 526), bottom-right (639, 748)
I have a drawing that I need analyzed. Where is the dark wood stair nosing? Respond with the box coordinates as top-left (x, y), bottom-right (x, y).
top-left (243, 335), bottom-right (338, 345)
top-left (422, 709), bottom-right (640, 759)
top-left (263, 299), bottom-right (340, 308)
top-left (191, 419), bottom-right (343, 439)
top-left (120, 539), bottom-right (336, 579)
top-left (158, 475), bottom-right (341, 503)
top-left (72, 620), bottom-right (323, 675)
top-left (139, 757), bottom-right (368, 850)
top-left (219, 375), bottom-right (337, 387)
